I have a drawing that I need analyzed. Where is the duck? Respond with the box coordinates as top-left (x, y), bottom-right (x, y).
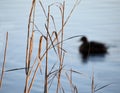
top-left (79, 36), bottom-right (108, 57)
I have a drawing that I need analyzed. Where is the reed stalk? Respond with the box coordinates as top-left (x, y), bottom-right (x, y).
top-left (27, 36), bottom-right (45, 93)
top-left (43, 5), bottom-right (51, 93)
top-left (91, 72), bottom-right (95, 93)
top-left (0, 1), bottom-right (112, 93)
top-left (65, 70), bottom-right (78, 93)
top-left (23, 0), bottom-right (80, 93)
top-left (56, 2), bottom-right (65, 93)
top-left (24, 0), bottom-right (36, 93)
top-left (38, 0), bottom-right (80, 53)
top-left (0, 32), bottom-right (8, 88)
top-left (25, 0), bottom-right (36, 75)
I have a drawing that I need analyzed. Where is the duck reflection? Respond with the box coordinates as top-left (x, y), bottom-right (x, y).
top-left (79, 36), bottom-right (108, 62)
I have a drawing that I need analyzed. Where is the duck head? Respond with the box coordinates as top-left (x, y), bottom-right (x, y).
top-left (80, 36), bottom-right (88, 43)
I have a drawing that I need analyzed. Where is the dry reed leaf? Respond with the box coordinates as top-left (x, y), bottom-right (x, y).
top-left (28, 59), bottom-right (39, 93)
top-left (49, 62), bottom-right (57, 75)
top-left (45, 24), bottom-right (57, 54)
top-left (66, 71), bottom-right (79, 93)
top-left (52, 35), bottom-right (83, 49)
top-left (48, 65), bottom-right (66, 89)
top-left (51, 31), bottom-right (62, 61)
top-left (25, 60), bottom-right (41, 93)
top-left (48, 71), bottom-right (58, 89)
top-left (39, 0), bottom-right (47, 18)
top-left (65, 72), bottom-right (75, 93)
top-left (49, 2), bottom-right (62, 7)
top-left (28, 57), bottom-right (37, 76)
top-left (66, 72), bottom-right (73, 86)
top-left (33, 23), bottom-right (44, 35)
top-left (50, 15), bottom-right (57, 31)
top-left (30, 31), bottom-right (34, 58)
top-left (95, 83), bottom-right (113, 92)
top-left (64, 0), bottom-right (80, 26)
top-left (37, 57), bottom-right (43, 74)
top-left (5, 67), bottom-right (30, 72)
top-left (69, 69), bottom-right (88, 78)
top-left (38, 36), bottom-right (43, 58)
top-left (38, 36), bottom-right (45, 74)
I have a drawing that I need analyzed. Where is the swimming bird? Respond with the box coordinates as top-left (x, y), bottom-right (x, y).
top-left (79, 36), bottom-right (108, 57)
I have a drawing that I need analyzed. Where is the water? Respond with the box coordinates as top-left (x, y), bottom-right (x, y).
top-left (0, 0), bottom-right (120, 93)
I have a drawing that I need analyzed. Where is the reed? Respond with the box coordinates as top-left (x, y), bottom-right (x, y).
top-left (0, 0), bottom-right (112, 93)
top-left (0, 32), bottom-right (8, 88)
top-left (23, 0), bottom-right (82, 93)
top-left (56, 2), bottom-right (65, 93)
top-left (24, 0), bottom-right (36, 93)
top-left (91, 71), bottom-right (95, 93)
top-left (91, 72), bottom-right (113, 93)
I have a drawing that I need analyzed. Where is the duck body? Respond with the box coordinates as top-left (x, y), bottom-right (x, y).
top-left (79, 36), bottom-right (108, 56)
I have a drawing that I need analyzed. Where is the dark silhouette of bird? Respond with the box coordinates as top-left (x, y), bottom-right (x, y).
top-left (79, 36), bottom-right (108, 59)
